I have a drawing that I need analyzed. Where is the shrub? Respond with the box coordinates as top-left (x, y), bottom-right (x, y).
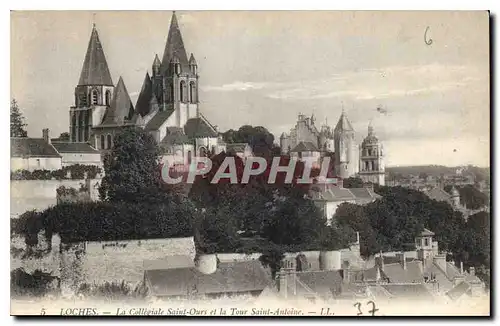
top-left (15, 200), bottom-right (195, 244)
top-left (10, 165), bottom-right (102, 180)
top-left (10, 268), bottom-right (60, 297)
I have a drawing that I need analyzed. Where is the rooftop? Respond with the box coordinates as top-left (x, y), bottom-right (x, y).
top-left (11, 138), bottom-right (61, 158)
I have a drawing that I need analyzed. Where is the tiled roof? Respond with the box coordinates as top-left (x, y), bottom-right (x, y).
top-left (226, 143), bottom-right (250, 153)
top-left (425, 187), bottom-right (452, 204)
top-left (381, 284), bottom-right (433, 299)
top-left (381, 261), bottom-right (424, 284)
top-left (101, 77), bottom-right (136, 126)
top-left (11, 138), bottom-right (61, 158)
top-left (78, 25), bottom-right (113, 86)
top-left (310, 186), bottom-right (380, 203)
top-left (184, 118), bottom-right (218, 138)
top-left (160, 127), bottom-right (190, 145)
top-left (290, 141), bottom-right (319, 152)
top-left (51, 142), bottom-right (99, 154)
top-left (296, 270), bottom-right (343, 297)
top-left (446, 281), bottom-right (471, 301)
top-left (144, 260), bottom-right (272, 297)
top-left (420, 228), bottom-right (435, 236)
top-left (145, 110), bottom-right (175, 131)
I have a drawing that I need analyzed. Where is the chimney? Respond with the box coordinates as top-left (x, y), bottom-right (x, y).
top-left (469, 266), bottom-right (475, 276)
top-left (460, 261), bottom-right (464, 274)
top-left (396, 252), bottom-right (407, 270)
top-left (42, 128), bottom-right (50, 144)
top-left (433, 254), bottom-right (447, 274)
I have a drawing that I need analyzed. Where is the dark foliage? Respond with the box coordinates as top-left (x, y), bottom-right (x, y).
top-left (13, 201), bottom-right (195, 244)
top-left (444, 184), bottom-right (489, 210)
top-left (220, 125), bottom-right (281, 157)
top-left (10, 99), bottom-right (28, 138)
top-left (11, 268), bottom-right (60, 297)
top-left (11, 165), bottom-right (102, 180)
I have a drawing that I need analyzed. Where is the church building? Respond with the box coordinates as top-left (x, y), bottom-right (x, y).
top-left (68, 12), bottom-right (225, 166)
top-left (281, 108), bottom-right (385, 185)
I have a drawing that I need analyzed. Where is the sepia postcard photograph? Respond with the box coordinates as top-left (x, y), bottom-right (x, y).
top-left (9, 9), bottom-right (491, 318)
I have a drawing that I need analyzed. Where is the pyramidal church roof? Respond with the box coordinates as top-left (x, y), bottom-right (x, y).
top-left (161, 12), bottom-right (190, 72)
top-left (101, 77), bottom-right (135, 125)
top-left (78, 24), bottom-right (114, 86)
top-left (334, 110), bottom-right (355, 133)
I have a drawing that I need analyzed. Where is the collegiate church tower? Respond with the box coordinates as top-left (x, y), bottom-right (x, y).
top-left (358, 122), bottom-right (385, 185)
top-left (334, 109), bottom-right (358, 179)
top-left (159, 12), bottom-right (199, 127)
top-left (70, 23), bottom-right (114, 142)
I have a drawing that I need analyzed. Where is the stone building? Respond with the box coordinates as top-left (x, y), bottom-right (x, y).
top-left (358, 122), bottom-right (385, 186)
top-left (67, 12), bottom-right (225, 166)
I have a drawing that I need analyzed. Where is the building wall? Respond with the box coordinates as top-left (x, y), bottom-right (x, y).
top-left (11, 157), bottom-right (62, 172)
top-left (11, 235), bottom-right (196, 291)
top-left (60, 153), bottom-right (102, 167)
top-left (10, 179), bottom-right (101, 215)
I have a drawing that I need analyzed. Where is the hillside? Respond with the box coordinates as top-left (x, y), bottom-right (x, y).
top-left (386, 165), bottom-right (490, 181)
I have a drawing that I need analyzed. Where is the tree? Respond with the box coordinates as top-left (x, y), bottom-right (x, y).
top-left (221, 125), bottom-right (278, 157)
top-left (57, 132), bottom-right (70, 141)
top-left (343, 177), bottom-right (364, 188)
top-left (98, 127), bottom-right (166, 204)
top-left (10, 99), bottom-right (27, 137)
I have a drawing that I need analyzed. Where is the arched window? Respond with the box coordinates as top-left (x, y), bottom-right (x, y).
top-left (180, 81), bottom-right (186, 103)
top-left (79, 112), bottom-right (85, 142)
top-left (189, 82), bottom-right (196, 103)
top-left (170, 84), bottom-right (174, 103)
top-left (100, 135), bottom-right (105, 149)
top-left (92, 89), bottom-right (99, 105)
top-left (105, 90), bottom-right (111, 106)
top-left (175, 63), bottom-right (181, 74)
top-left (83, 111), bottom-right (89, 141)
top-left (106, 134), bottom-right (112, 149)
top-left (199, 147), bottom-right (207, 157)
top-left (187, 150), bottom-right (192, 164)
top-left (71, 114), bottom-right (77, 141)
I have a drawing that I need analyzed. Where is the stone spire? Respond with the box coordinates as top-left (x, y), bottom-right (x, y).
top-left (78, 24), bottom-right (113, 86)
top-left (334, 109), bottom-right (354, 133)
top-left (161, 11), bottom-right (189, 73)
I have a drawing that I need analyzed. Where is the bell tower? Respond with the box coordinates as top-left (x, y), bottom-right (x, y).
top-left (359, 122), bottom-right (385, 185)
top-left (160, 12), bottom-right (199, 127)
top-left (70, 23), bottom-right (114, 142)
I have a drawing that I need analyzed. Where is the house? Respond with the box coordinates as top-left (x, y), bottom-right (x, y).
top-left (309, 184), bottom-right (381, 224)
top-left (10, 130), bottom-right (62, 172)
top-left (51, 141), bottom-right (101, 167)
top-left (289, 141), bottom-right (321, 167)
top-left (225, 143), bottom-right (253, 161)
top-left (143, 254), bottom-right (273, 299)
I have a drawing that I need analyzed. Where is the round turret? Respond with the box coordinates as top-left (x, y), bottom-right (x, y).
top-left (195, 254), bottom-right (217, 274)
top-left (319, 250), bottom-right (342, 271)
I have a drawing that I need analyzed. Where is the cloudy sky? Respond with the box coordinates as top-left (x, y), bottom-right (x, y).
top-left (11, 11), bottom-right (489, 167)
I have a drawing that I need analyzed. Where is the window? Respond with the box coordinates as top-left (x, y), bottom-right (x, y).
top-left (36, 159), bottom-right (40, 167)
top-left (187, 150), bottom-right (192, 165)
top-left (191, 65), bottom-right (197, 75)
top-left (106, 134), bottom-right (112, 149)
top-left (105, 90), bottom-right (111, 106)
top-left (92, 89), bottom-right (99, 105)
top-left (100, 135), bottom-right (105, 149)
top-left (175, 63), bottom-right (181, 74)
top-left (170, 84), bottom-right (174, 102)
top-left (180, 81), bottom-right (186, 102)
top-left (189, 82), bottom-right (196, 103)
top-left (424, 238), bottom-right (429, 247)
top-left (199, 147), bottom-right (207, 157)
